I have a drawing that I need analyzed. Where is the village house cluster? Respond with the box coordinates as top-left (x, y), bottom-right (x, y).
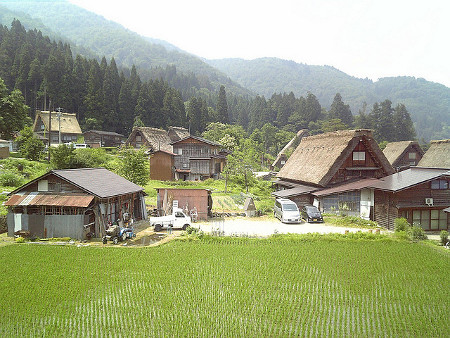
top-left (273, 129), bottom-right (450, 231)
top-left (3, 110), bottom-right (450, 240)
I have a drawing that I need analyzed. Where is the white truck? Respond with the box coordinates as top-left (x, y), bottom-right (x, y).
top-left (149, 208), bottom-right (192, 232)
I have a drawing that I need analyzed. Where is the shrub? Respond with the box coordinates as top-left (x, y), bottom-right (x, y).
top-left (409, 224), bottom-right (427, 241)
top-left (440, 230), bottom-right (449, 246)
top-left (0, 171), bottom-right (24, 187)
top-left (394, 217), bottom-right (410, 232)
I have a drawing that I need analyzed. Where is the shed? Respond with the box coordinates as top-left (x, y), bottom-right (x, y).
top-left (244, 197), bottom-right (257, 217)
top-left (155, 188), bottom-right (212, 220)
top-left (5, 168), bottom-right (147, 240)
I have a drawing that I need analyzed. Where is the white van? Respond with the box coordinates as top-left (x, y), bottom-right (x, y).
top-left (274, 198), bottom-right (302, 223)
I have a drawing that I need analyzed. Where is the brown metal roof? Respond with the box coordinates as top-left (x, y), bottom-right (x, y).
top-left (5, 193), bottom-right (94, 207)
top-left (272, 185), bottom-right (318, 198)
top-left (312, 179), bottom-right (379, 197)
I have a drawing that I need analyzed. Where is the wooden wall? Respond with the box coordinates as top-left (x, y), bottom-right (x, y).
top-left (150, 152), bottom-right (174, 181)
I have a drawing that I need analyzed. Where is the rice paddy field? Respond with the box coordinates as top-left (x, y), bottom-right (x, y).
top-left (0, 236), bottom-right (449, 336)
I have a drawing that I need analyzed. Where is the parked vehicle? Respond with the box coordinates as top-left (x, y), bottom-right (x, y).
top-left (150, 208), bottom-right (191, 232)
top-left (102, 224), bottom-right (135, 244)
top-left (301, 205), bottom-right (324, 223)
top-left (274, 198), bottom-right (302, 223)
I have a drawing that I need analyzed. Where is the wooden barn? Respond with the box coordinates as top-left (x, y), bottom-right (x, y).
top-left (418, 139), bottom-right (450, 168)
top-left (5, 168), bottom-right (147, 240)
top-left (383, 141), bottom-right (424, 169)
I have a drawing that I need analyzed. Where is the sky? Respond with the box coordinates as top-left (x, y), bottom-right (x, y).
top-left (69, 0), bottom-right (450, 87)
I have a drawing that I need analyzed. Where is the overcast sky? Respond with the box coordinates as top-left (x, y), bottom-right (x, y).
top-left (69, 0), bottom-right (450, 88)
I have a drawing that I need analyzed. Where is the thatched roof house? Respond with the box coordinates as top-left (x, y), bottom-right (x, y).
top-left (33, 111), bottom-right (82, 145)
top-left (126, 127), bottom-right (174, 152)
top-left (277, 129), bottom-right (394, 187)
top-left (382, 141), bottom-right (424, 168)
top-left (418, 139), bottom-right (450, 168)
top-left (126, 126), bottom-right (190, 153)
top-left (270, 129), bottom-right (308, 170)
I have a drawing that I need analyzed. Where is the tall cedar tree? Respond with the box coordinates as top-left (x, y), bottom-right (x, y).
top-left (329, 93), bottom-right (353, 126)
top-left (217, 85), bottom-right (229, 123)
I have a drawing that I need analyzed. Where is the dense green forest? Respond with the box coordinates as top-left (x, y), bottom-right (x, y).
top-left (0, 20), bottom-right (416, 150)
top-left (1, 0), bottom-right (447, 142)
top-left (207, 58), bottom-right (450, 141)
top-left (0, 0), bottom-right (250, 99)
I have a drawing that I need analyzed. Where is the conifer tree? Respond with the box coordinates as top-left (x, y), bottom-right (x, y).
top-left (217, 85), bottom-right (228, 123)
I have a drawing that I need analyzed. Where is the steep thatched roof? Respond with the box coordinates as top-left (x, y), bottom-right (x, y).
top-left (383, 141), bottom-right (423, 166)
top-left (271, 129), bottom-right (308, 168)
top-left (33, 111), bottom-right (82, 134)
top-left (127, 127), bottom-right (174, 152)
top-left (277, 129), bottom-right (393, 186)
top-left (168, 126), bottom-right (190, 142)
top-left (418, 139), bottom-right (450, 168)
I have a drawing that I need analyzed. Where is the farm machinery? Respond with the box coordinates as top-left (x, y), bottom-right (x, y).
top-left (102, 213), bottom-right (136, 244)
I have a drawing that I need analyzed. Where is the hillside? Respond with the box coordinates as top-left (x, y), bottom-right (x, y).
top-left (0, 0), bottom-right (250, 96)
top-left (207, 58), bottom-right (450, 141)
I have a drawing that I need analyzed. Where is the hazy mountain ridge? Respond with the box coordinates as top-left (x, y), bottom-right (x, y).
top-left (1, 0), bottom-right (448, 140)
top-left (207, 57), bottom-right (450, 140)
top-left (0, 0), bottom-right (250, 96)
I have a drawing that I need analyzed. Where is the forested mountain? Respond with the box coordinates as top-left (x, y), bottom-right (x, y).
top-left (0, 0), bottom-right (250, 98)
top-left (207, 58), bottom-right (450, 141)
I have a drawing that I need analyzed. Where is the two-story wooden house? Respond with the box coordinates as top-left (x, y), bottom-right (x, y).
top-left (171, 136), bottom-right (227, 181)
top-left (33, 111), bottom-right (82, 146)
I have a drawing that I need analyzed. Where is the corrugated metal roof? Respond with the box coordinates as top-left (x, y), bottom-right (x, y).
top-left (53, 168), bottom-right (144, 198)
top-left (5, 193), bottom-right (94, 207)
top-left (312, 179), bottom-right (378, 197)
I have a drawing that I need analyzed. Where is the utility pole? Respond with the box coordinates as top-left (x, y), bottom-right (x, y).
top-left (56, 107), bottom-right (63, 145)
top-left (48, 100), bottom-right (52, 163)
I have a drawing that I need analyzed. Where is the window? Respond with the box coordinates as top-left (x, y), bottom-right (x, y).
top-left (431, 179), bottom-right (448, 190)
top-left (412, 209), bottom-right (448, 230)
top-left (408, 152), bottom-right (416, 160)
top-left (353, 151), bottom-right (365, 161)
top-left (136, 135), bottom-right (142, 142)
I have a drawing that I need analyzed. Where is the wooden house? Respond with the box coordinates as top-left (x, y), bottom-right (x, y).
top-left (270, 129), bottom-right (308, 170)
top-left (171, 136), bottom-right (227, 181)
top-left (418, 139), bottom-right (450, 168)
top-left (383, 141), bottom-right (424, 169)
top-left (5, 168), bottom-right (147, 240)
top-left (274, 129), bottom-right (394, 215)
top-left (369, 167), bottom-right (450, 230)
top-left (84, 130), bottom-right (124, 148)
top-left (33, 111), bottom-right (82, 146)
